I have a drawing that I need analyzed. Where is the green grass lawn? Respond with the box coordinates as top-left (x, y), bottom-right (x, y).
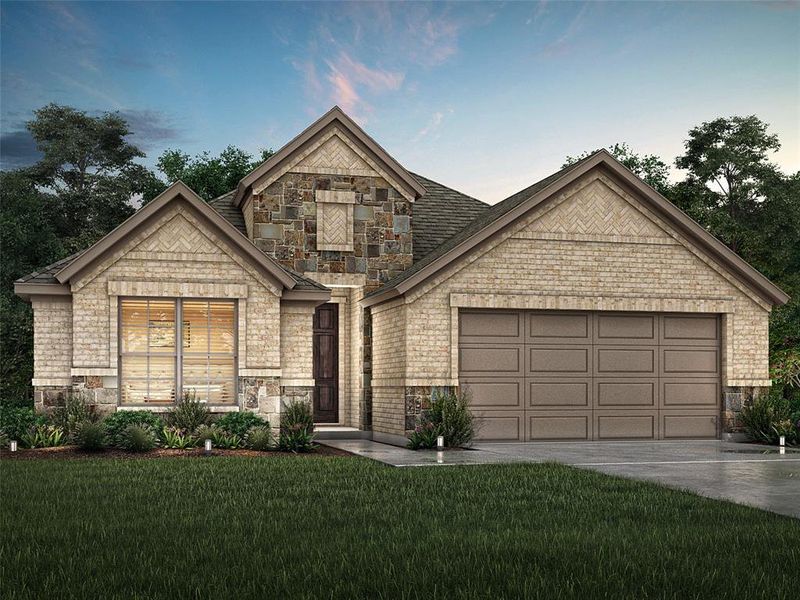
top-left (1, 455), bottom-right (798, 599)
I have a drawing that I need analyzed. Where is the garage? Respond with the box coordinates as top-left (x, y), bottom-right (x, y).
top-left (459, 310), bottom-right (721, 441)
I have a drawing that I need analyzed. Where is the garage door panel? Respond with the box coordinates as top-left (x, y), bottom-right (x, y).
top-left (528, 378), bottom-right (591, 409)
top-left (660, 379), bottom-right (719, 408)
top-left (661, 347), bottom-right (719, 377)
top-left (660, 315), bottom-right (719, 346)
top-left (528, 411), bottom-right (592, 441)
top-left (462, 378), bottom-right (523, 409)
top-left (595, 410), bottom-right (658, 440)
top-left (595, 314), bottom-right (657, 344)
top-left (459, 310), bottom-right (522, 344)
top-left (661, 410), bottom-right (719, 439)
top-left (527, 312), bottom-right (592, 344)
top-left (460, 345), bottom-right (523, 377)
top-left (473, 410), bottom-right (524, 441)
top-left (527, 346), bottom-right (591, 376)
top-left (594, 378), bottom-right (657, 408)
top-left (595, 347), bottom-right (657, 376)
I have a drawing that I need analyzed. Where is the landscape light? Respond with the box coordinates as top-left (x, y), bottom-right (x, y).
top-left (436, 435), bottom-right (445, 451)
top-left (10, 440), bottom-right (18, 452)
top-left (779, 436), bottom-right (785, 447)
top-left (204, 439), bottom-right (212, 455)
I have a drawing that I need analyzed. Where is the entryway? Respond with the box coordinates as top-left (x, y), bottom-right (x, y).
top-left (313, 303), bottom-right (338, 423)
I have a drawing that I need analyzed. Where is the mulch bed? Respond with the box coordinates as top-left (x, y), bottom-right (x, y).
top-left (0, 443), bottom-right (353, 461)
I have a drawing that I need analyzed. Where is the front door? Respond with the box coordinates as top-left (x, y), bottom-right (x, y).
top-left (313, 303), bottom-right (339, 423)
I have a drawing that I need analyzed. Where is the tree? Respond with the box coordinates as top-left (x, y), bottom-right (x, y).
top-left (155, 146), bottom-right (274, 201)
top-left (25, 104), bottom-right (153, 252)
top-left (564, 142), bottom-right (672, 197)
top-left (674, 115), bottom-right (781, 253)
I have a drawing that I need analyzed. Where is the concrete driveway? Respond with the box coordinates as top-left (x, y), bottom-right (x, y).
top-left (326, 439), bottom-right (800, 519)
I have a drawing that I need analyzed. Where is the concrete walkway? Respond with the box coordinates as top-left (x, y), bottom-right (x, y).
top-left (323, 439), bottom-right (800, 519)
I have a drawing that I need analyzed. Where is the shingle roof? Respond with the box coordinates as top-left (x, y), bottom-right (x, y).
top-left (410, 173), bottom-right (489, 261)
top-left (208, 189), bottom-right (247, 236)
top-left (15, 251), bottom-right (85, 285)
top-left (366, 154), bottom-right (598, 298)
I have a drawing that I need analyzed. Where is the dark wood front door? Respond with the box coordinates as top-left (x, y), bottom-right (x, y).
top-left (313, 303), bottom-right (339, 423)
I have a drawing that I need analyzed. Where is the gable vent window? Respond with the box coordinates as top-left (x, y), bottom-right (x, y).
top-left (316, 190), bottom-right (355, 251)
top-left (119, 298), bottom-right (237, 405)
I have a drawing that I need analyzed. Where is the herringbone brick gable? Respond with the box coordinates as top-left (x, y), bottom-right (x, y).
top-left (298, 134), bottom-right (372, 173)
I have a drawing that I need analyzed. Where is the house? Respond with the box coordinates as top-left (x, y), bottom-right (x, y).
top-left (15, 107), bottom-right (789, 445)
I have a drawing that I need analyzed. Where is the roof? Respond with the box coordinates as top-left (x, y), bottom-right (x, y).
top-left (233, 106), bottom-right (427, 206)
top-left (14, 251), bottom-right (85, 285)
top-left (410, 173), bottom-right (489, 261)
top-left (364, 150), bottom-right (789, 307)
top-left (208, 189), bottom-right (246, 236)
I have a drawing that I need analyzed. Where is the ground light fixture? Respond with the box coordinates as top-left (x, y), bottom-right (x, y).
top-left (204, 439), bottom-right (212, 455)
top-left (436, 435), bottom-right (445, 451)
top-left (10, 440), bottom-right (18, 452)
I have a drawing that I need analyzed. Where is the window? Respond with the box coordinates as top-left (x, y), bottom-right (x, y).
top-left (119, 298), bottom-right (236, 405)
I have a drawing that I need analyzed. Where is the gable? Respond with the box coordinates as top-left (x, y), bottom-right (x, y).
top-left (296, 133), bottom-right (374, 175)
top-left (132, 213), bottom-right (223, 255)
top-left (527, 179), bottom-right (668, 239)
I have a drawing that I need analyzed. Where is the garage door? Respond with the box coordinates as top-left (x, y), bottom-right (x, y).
top-left (459, 310), bottom-right (720, 441)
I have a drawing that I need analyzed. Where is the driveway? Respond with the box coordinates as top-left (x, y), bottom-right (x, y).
top-left (325, 439), bottom-right (800, 518)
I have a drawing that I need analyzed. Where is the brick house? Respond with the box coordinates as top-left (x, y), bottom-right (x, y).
top-left (15, 107), bottom-right (789, 445)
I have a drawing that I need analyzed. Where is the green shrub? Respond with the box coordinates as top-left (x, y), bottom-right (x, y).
top-left (21, 424), bottom-right (65, 448)
top-left (165, 391), bottom-right (210, 431)
top-left (103, 411), bottom-right (164, 446)
top-left (117, 424), bottom-right (157, 452)
top-left (215, 411), bottom-right (267, 438)
top-left (407, 421), bottom-right (442, 450)
top-left (277, 400), bottom-right (315, 453)
top-left (246, 425), bottom-right (272, 451)
top-left (51, 394), bottom-right (98, 440)
top-left (428, 388), bottom-right (475, 447)
top-left (192, 424), bottom-right (242, 449)
top-left (160, 426), bottom-right (197, 449)
top-left (74, 422), bottom-right (107, 451)
top-left (740, 390), bottom-right (795, 445)
top-left (0, 431), bottom-right (9, 449)
top-left (0, 406), bottom-right (46, 442)
top-left (194, 424), bottom-right (215, 443)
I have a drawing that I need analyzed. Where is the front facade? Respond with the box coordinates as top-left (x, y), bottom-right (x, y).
top-left (16, 107), bottom-right (788, 444)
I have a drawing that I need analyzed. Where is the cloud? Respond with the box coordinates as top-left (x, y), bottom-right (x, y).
top-left (534, 2), bottom-right (590, 59)
top-left (0, 130), bottom-right (43, 170)
top-left (117, 109), bottom-right (183, 149)
top-left (412, 108), bottom-right (453, 142)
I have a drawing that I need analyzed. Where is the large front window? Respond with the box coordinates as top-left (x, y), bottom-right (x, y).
top-left (119, 298), bottom-right (236, 405)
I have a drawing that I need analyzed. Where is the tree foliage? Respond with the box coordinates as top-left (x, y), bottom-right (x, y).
top-left (564, 142), bottom-right (672, 196)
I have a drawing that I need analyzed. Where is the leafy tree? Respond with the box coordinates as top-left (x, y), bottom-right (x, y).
top-left (564, 142), bottom-right (672, 197)
top-left (155, 146), bottom-right (274, 201)
top-left (674, 115), bottom-right (781, 254)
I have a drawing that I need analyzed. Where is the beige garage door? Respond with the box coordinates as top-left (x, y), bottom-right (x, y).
top-left (459, 310), bottom-right (721, 441)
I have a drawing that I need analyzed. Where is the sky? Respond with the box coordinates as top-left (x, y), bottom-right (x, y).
top-left (1, 0), bottom-right (798, 203)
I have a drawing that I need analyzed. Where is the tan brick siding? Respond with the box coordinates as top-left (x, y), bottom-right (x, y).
top-left (397, 174), bottom-right (770, 387)
top-left (372, 386), bottom-right (406, 435)
top-left (70, 205), bottom-right (282, 372)
top-left (31, 298), bottom-right (72, 385)
top-left (279, 302), bottom-right (315, 381)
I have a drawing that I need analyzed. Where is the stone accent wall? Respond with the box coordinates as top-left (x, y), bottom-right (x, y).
top-left (368, 171), bottom-right (773, 437)
top-left (251, 171), bottom-right (413, 293)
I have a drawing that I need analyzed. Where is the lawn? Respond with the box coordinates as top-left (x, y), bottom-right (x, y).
top-left (1, 456), bottom-right (798, 599)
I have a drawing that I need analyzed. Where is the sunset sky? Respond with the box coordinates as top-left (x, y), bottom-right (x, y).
top-left (2, 1), bottom-right (798, 202)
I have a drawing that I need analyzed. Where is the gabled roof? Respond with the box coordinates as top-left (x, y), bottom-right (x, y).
top-left (208, 189), bottom-right (246, 236)
top-left (233, 106), bottom-right (427, 207)
top-left (15, 181), bottom-right (329, 300)
top-left (364, 150), bottom-right (789, 307)
top-left (410, 173), bottom-right (489, 261)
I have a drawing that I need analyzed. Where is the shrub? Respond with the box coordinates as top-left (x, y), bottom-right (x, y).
top-left (246, 425), bottom-right (272, 451)
top-left (74, 422), bottom-right (107, 451)
top-left (277, 400), bottom-right (315, 453)
top-left (165, 391), bottom-right (210, 431)
top-left (0, 406), bottom-right (46, 442)
top-left (21, 424), bottom-right (65, 448)
top-left (194, 424), bottom-right (216, 443)
top-left (740, 390), bottom-right (794, 445)
top-left (428, 388), bottom-right (475, 447)
top-left (117, 424), bottom-right (157, 452)
top-left (407, 421), bottom-right (442, 450)
top-left (104, 411), bottom-right (164, 446)
top-left (216, 411), bottom-right (267, 438)
top-left (192, 424), bottom-right (242, 449)
top-left (0, 431), bottom-right (9, 449)
top-left (160, 426), bottom-right (197, 449)
top-left (51, 393), bottom-right (98, 439)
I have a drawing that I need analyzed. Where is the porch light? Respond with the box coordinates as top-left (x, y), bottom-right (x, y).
top-left (10, 440), bottom-right (18, 452)
top-left (204, 439), bottom-right (212, 455)
top-left (436, 435), bottom-right (445, 451)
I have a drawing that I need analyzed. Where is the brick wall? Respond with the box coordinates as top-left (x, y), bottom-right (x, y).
top-left (31, 297), bottom-right (72, 387)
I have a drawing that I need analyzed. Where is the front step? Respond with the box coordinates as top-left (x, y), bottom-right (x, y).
top-left (315, 426), bottom-right (372, 440)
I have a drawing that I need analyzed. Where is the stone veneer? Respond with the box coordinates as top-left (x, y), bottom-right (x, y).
top-left (250, 172), bottom-right (413, 294)
top-left (370, 171), bottom-right (774, 437)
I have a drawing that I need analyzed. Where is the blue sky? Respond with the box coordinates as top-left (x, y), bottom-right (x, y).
top-left (1, 0), bottom-right (798, 203)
